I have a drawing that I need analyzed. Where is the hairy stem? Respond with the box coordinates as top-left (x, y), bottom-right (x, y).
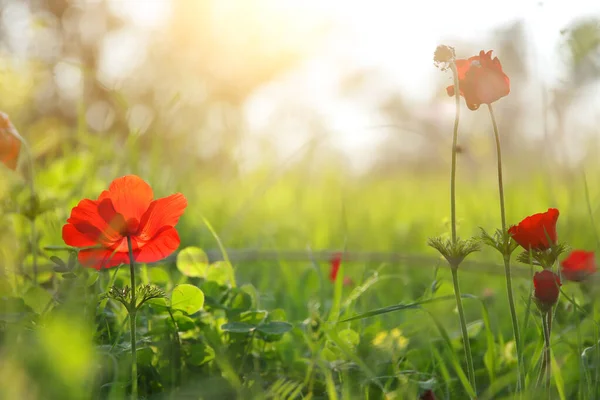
top-left (450, 62), bottom-right (460, 244)
top-left (542, 311), bottom-right (552, 395)
top-left (452, 267), bottom-right (477, 396)
top-left (448, 61), bottom-right (476, 396)
top-left (487, 103), bottom-right (523, 391)
top-left (127, 236), bottom-right (138, 400)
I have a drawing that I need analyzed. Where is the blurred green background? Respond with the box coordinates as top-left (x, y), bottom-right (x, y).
top-left (0, 1), bottom-right (600, 399)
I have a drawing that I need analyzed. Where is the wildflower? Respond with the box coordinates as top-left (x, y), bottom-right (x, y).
top-left (508, 208), bottom-right (559, 251)
top-left (433, 44), bottom-right (455, 70)
top-left (446, 50), bottom-right (510, 110)
top-left (533, 270), bottom-right (561, 312)
top-left (62, 175), bottom-right (187, 269)
top-left (0, 112), bottom-right (21, 170)
top-left (372, 328), bottom-right (409, 351)
top-left (561, 250), bottom-right (597, 282)
top-left (329, 252), bottom-right (353, 286)
top-left (420, 389), bottom-right (436, 400)
top-left (329, 252), bottom-right (342, 282)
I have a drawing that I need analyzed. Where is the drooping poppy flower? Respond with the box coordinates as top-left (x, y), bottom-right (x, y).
top-left (62, 175), bottom-right (187, 270)
top-left (446, 50), bottom-right (510, 111)
top-left (508, 208), bottom-right (559, 251)
top-left (0, 112), bottom-right (21, 170)
top-left (533, 270), bottom-right (561, 310)
top-left (561, 250), bottom-right (597, 282)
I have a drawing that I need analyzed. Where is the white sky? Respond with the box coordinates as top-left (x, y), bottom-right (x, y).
top-left (123, 0), bottom-right (600, 171)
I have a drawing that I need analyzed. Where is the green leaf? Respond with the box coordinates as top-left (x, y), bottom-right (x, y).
top-left (137, 347), bottom-right (154, 366)
top-left (221, 322), bottom-right (256, 333)
top-left (228, 289), bottom-right (252, 311)
top-left (176, 247), bottom-right (208, 278)
top-left (267, 308), bottom-right (287, 322)
top-left (337, 328), bottom-right (360, 349)
top-left (147, 297), bottom-right (168, 310)
top-left (206, 261), bottom-right (236, 287)
top-left (256, 321), bottom-right (293, 335)
top-left (239, 310), bottom-right (267, 324)
top-left (148, 267), bottom-right (171, 284)
top-left (23, 286), bottom-right (52, 314)
top-left (171, 284), bottom-right (204, 314)
top-left (187, 343), bottom-right (215, 366)
top-left (172, 313), bottom-right (195, 331)
top-left (86, 271), bottom-right (99, 287)
top-left (339, 294), bottom-right (476, 322)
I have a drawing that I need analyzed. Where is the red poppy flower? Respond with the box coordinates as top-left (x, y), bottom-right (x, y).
top-left (62, 175), bottom-right (187, 270)
top-left (329, 253), bottom-right (342, 282)
top-left (329, 253), bottom-right (353, 286)
top-left (0, 112), bottom-right (21, 170)
top-left (533, 270), bottom-right (561, 308)
top-left (420, 389), bottom-right (436, 400)
top-left (561, 250), bottom-right (597, 282)
top-left (508, 208), bottom-right (559, 251)
top-left (446, 50), bottom-right (510, 111)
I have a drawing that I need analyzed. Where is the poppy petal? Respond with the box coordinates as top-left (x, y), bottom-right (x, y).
top-left (78, 248), bottom-right (130, 270)
top-left (135, 226), bottom-right (181, 264)
top-left (62, 224), bottom-right (99, 247)
top-left (0, 113), bottom-right (21, 170)
top-left (561, 250), bottom-right (597, 282)
top-left (99, 175), bottom-right (154, 222)
top-left (137, 193), bottom-right (187, 241)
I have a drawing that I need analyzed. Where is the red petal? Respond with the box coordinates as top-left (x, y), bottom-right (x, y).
top-left (78, 248), bottom-right (130, 269)
top-left (135, 226), bottom-right (181, 263)
top-left (561, 250), bottom-right (596, 281)
top-left (137, 193), bottom-right (187, 241)
top-left (329, 253), bottom-right (342, 282)
top-left (0, 113), bottom-right (21, 170)
top-left (99, 175), bottom-right (154, 222)
top-left (533, 270), bottom-right (561, 305)
top-left (62, 224), bottom-right (98, 247)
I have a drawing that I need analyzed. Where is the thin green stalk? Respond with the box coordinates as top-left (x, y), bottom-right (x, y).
top-left (542, 311), bottom-right (552, 395)
top-left (487, 103), bottom-right (523, 391)
top-left (449, 62), bottom-right (460, 244)
top-left (127, 236), bottom-right (138, 400)
top-left (451, 267), bottom-right (476, 396)
top-left (448, 61), bottom-right (476, 396)
top-left (13, 131), bottom-right (38, 285)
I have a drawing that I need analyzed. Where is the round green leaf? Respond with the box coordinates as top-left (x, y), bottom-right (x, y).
top-left (171, 284), bottom-right (204, 314)
top-left (206, 261), bottom-right (235, 286)
top-left (148, 267), bottom-right (171, 284)
top-left (176, 247), bottom-right (208, 278)
top-left (256, 321), bottom-right (293, 335)
top-left (221, 322), bottom-right (256, 333)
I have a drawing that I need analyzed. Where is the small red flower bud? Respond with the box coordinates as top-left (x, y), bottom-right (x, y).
top-left (533, 270), bottom-right (561, 312)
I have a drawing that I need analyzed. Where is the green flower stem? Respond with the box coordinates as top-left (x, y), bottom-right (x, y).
top-left (127, 235), bottom-right (138, 400)
top-left (451, 267), bottom-right (476, 395)
top-left (487, 103), bottom-right (523, 391)
top-left (16, 134), bottom-right (38, 284)
top-left (449, 62), bottom-right (460, 244)
top-left (542, 310), bottom-right (552, 393)
top-left (448, 61), bottom-right (476, 396)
